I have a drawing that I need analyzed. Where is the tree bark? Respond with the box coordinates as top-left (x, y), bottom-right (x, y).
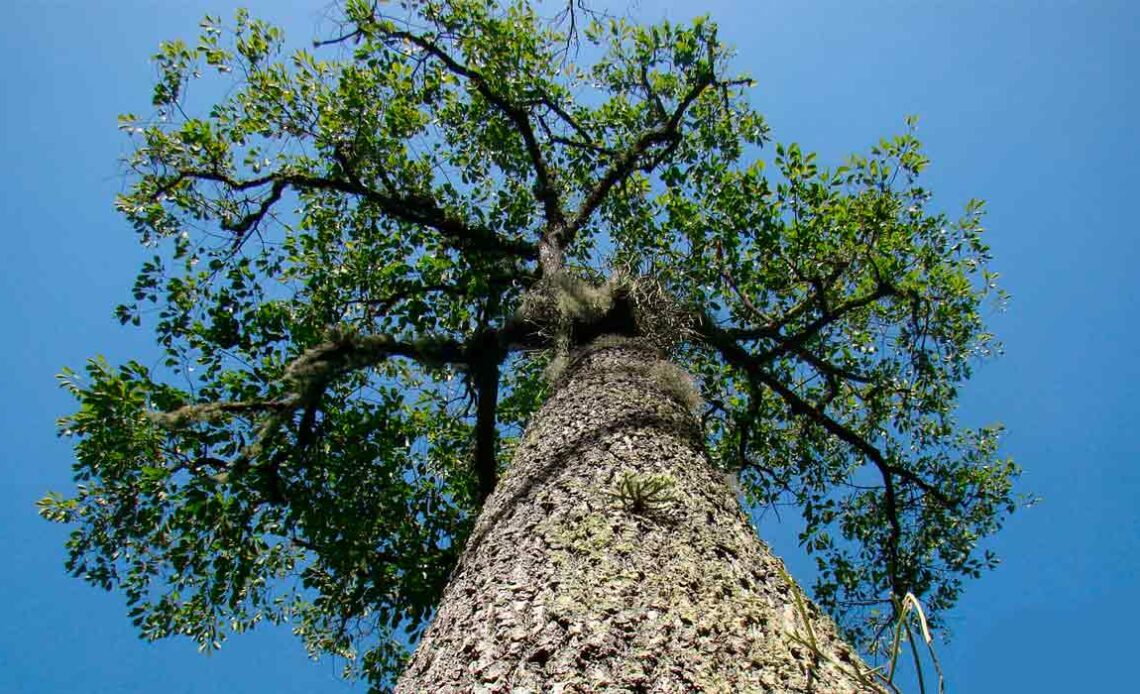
top-left (397, 337), bottom-right (874, 693)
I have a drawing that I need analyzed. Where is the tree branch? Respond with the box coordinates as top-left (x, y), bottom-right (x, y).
top-left (470, 330), bottom-right (502, 502)
top-left (148, 399), bottom-right (295, 429)
top-left (532, 89), bottom-right (597, 147)
top-left (378, 28), bottom-right (566, 231)
top-left (697, 317), bottom-right (960, 600)
top-left (220, 178), bottom-right (287, 242)
top-left (753, 362), bottom-right (910, 598)
top-left (714, 244), bottom-right (875, 384)
top-left (284, 332), bottom-right (467, 407)
top-left (749, 284), bottom-right (895, 364)
top-left (709, 322), bottom-right (956, 507)
top-left (563, 70), bottom-right (716, 247)
top-left (719, 257), bottom-right (855, 343)
top-left (173, 169), bottom-right (537, 259)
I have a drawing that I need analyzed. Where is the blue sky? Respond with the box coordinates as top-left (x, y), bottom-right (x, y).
top-left (1, 1), bottom-right (1136, 691)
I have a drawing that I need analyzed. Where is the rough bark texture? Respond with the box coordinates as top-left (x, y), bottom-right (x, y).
top-left (397, 337), bottom-right (875, 693)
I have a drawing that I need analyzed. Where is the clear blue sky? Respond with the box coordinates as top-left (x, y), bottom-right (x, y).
top-left (2, 1), bottom-right (1136, 691)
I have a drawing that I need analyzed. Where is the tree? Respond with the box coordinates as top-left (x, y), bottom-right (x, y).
top-left (40, 0), bottom-right (1022, 690)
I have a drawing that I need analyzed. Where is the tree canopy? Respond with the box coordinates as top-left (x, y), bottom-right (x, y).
top-left (41, 0), bottom-right (1021, 688)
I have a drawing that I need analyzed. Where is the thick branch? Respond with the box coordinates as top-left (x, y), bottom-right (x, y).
top-left (152, 333), bottom-right (467, 432)
top-left (470, 331), bottom-right (502, 502)
top-left (148, 399), bottom-right (294, 429)
top-left (175, 169), bottom-right (537, 259)
top-left (285, 332), bottom-right (467, 407)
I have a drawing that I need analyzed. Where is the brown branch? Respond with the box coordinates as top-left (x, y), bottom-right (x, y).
top-left (697, 317), bottom-right (960, 600)
top-left (751, 366), bottom-right (954, 509)
top-left (563, 70), bottom-right (716, 247)
top-left (148, 399), bottom-right (295, 429)
top-left (721, 257), bottom-right (855, 342)
top-left (793, 347), bottom-right (874, 384)
top-left (546, 134), bottom-right (616, 156)
top-left (470, 330), bottom-right (502, 502)
top-left (174, 169), bottom-right (537, 259)
top-left (380, 29), bottom-right (566, 231)
top-left (714, 246), bottom-right (874, 384)
top-left (750, 284), bottom-right (895, 364)
top-left (152, 332), bottom-right (468, 435)
top-left (752, 367), bottom-right (907, 598)
top-left (533, 90), bottom-right (597, 145)
top-left (552, 0), bottom-right (603, 61)
top-left (285, 332), bottom-right (467, 406)
top-left (220, 178), bottom-right (286, 243)
top-left (344, 282), bottom-right (461, 316)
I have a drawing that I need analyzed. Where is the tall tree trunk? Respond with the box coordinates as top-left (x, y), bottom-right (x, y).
top-left (398, 337), bottom-right (873, 693)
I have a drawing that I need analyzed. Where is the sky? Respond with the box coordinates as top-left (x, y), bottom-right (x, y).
top-left (1, 0), bottom-right (1137, 692)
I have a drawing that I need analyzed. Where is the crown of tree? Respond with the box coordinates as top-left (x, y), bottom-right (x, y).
top-left (41, 0), bottom-right (1021, 688)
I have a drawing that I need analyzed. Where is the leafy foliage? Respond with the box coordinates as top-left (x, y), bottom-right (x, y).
top-left (41, 0), bottom-right (1023, 689)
